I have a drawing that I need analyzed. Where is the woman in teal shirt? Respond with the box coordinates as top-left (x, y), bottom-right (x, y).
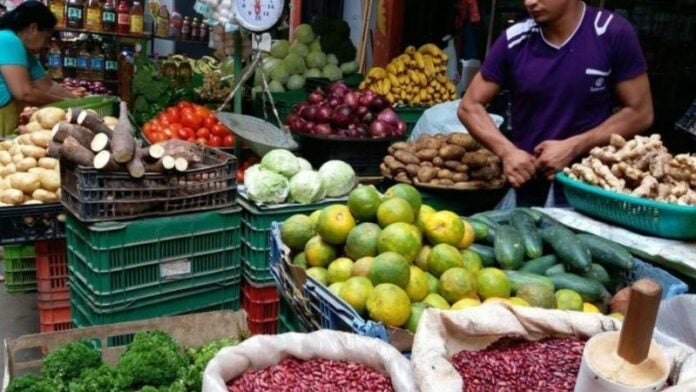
top-left (0, 1), bottom-right (79, 136)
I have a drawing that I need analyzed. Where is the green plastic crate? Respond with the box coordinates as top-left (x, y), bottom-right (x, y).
top-left (279, 296), bottom-right (304, 333)
top-left (66, 207), bottom-right (243, 305)
top-left (253, 89), bottom-right (308, 123)
top-left (3, 245), bottom-right (37, 294)
top-left (242, 239), bottom-right (274, 285)
top-left (395, 106), bottom-right (427, 137)
top-left (4, 244), bottom-right (35, 259)
top-left (47, 95), bottom-right (119, 117)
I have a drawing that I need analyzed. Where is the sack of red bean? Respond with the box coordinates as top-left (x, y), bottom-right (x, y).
top-left (411, 302), bottom-right (696, 392)
top-left (202, 330), bottom-right (416, 392)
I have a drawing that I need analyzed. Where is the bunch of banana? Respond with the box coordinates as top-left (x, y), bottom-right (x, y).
top-left (171, 55), bottom-right (221, 75)
top-left (360, 43), bottom-right (457, 106)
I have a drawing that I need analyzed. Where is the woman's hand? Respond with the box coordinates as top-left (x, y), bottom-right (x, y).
top-left (64, 86), bottom-right (87, 97)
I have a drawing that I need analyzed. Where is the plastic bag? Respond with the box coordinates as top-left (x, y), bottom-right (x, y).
top-left (411, 302), bottom-right (696, 392)
top-left (203, 330), bottom-right (416, 392)
top-left (408, 99), bottom-right (504, 141)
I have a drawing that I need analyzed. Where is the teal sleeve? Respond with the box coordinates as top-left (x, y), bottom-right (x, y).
top-left (0, 31), bottom-right (29, 67)
top-left (28, 55), bottom-right (46, 80)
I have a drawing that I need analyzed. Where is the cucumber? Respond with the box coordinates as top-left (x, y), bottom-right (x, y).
top-left (516, 208), bottom-right (544, 224)
top-left (545, 264), bottom-right (566, 276)
top-left (541, 226), bottom-right (592, 273)
top-left (582, 263), bottom-right (611, 286)
top-left (469, 214), bottom-right (500, 231)
top-left (519, 255), bottom-right (558, 275)
top-left (494, 225), bottom-right (525, 270)
top-left (465, 218), bottom-right (490, 241)
top-left (469, 244), bottom-right (496, 267)
top-left (504, 270), bottom-right (555, 293)
top-left (576, 234), bottom-right (634, 270)
top-left (471, 210), bottom-right (514, 224)
top-left (549, 273), bottom-right (611, 302)
top-left (510, 210), bottom-right (543, 259)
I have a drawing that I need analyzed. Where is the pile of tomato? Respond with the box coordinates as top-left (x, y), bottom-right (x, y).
top-left (142, 101), bottom-right (235, 147)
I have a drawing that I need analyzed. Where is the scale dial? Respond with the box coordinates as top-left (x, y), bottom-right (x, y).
top-left (233, 0), bottom-right (285, 32)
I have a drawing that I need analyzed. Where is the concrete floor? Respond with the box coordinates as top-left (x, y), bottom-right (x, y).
top-left (0, 283), bottom-right (39, 387)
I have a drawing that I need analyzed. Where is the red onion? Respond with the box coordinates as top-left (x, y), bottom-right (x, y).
top-left (369, 95), bottom-right (389, 112)
top-left (343, 92), bottom-right (360, 109)
top-left (336, 128), bottom-right (349, 137)
top-left (314, 123), bottom-right (332, 136)
top-left (331, 106), bottom-right (353, 127)
top-left (288, 116), bottom-right (307, 133)
top-left (327, 96), bottom-right (341, 108)
top-left (305, 121), bottom-right (315, 133)
top-left (354, 105), bottom-right (369, 118)
top-left (308, 89), bottom-right (325, 104)
top-left (369, 121), bottom-right (391, 138)
top-left (362, 112), bottom-right (374, 124)
top-left (354, 123), bottom-right (368, 136)
top-left (377, 108), bottom-right (399, 125)
top-left (285, 113), bottom-right (299, 125)
top-left (328, 81), bottom-right (349, 97)
top-left (395, 120), bottom-right (407, 136)
top-left (360, 89), bottom-right (377, 106)
top-left (315, 106), bottom-right (332, 123)
top-left (293, 102), bottom-right (309, 114)
top-left (300, 105), bottom-right (317, 121)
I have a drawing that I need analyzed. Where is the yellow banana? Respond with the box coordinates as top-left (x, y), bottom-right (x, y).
top-left (387, 73), bottom-right (400, 87)
top-left (413, 52), bottom-right (425, 69)
top-left (386, 93), bottom-right (396, 103)
top-left (386, 63), bottom-right (398, 75)
top-left (441, 53), bottom-right (449, 62)
top-left (426, 86), bottom-right (434, 95)
top-left (392, 59), bottom-right (404, 74)
top-left (407, 70), bottom-right (420, 84)
top-left (418, 72), bottom-right (428, 86)
top-left (417, 43), bottom-right (441, 56)
top-left (419, 89), bottom-right (429, 101)
top-left (368, 67), bottom-right (387, 79)
top-left (382, 78), bottom-right (392, 93)
top-left (423, 57), bottom-right (435, 77)
top-left (405, 45), bottom-right (416, 54)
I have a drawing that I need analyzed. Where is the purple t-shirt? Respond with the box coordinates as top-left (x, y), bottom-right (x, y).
top-left (481, 4), bottom-right (647, 153)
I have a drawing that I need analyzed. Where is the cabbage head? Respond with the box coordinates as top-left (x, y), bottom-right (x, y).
top-left (340, 60), bottom-right (358, 74)
top-left (283, 52), bottom-right (306, 74)
top-left (245, 167), bottom-right (290, 204)
top-left (289, 170), bottom-right (326, 204)
top-left (270, 63), bottom-right (289, 84)
top-left (297, 157), bottom-right (312, 171)
top-left (268, 80), bottom-right (285, 92)
top-left (270, 39), bottom-right (290, 59)
top-left (304, 68), bottom-right (322, 78)
top-left (306, 51), bottom-right (327, 69)
top-left (322, 64), bottom-right (343, 81)
top-left (289, 41), bottom-right (310, 58)
top-left (287, 74), bottom-right (306, 90)
top-left (309, 39), bottom-right (322, 52)
top-left (261, 149), bottom-right (301, 177)
top-left (319, 160), bottom-right (356, 197)
top-left (295, 24), bottom-right (316, 45)
top-left (327, 54), bottom-right (339, 65)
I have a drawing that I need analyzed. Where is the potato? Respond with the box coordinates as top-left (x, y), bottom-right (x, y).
top-left (9, 172), bottom-right (41, 193)
top-left (417, 138), bottom-right (442, 151)
top-left (12, 154), bottom-right (24, 164)
top-left (453, 173), bottom-right (470, 183)
top-left (405, 164), bottom-right (420, 177)
top-left (384, 156), bottom-right (405, 171)
top-left (461, 151), bottom-right (489, 168)
top-left (20, 145), bottom-right (46, 159)
top-left (0, 178), bottom-right (8, 190)
top-left (391, 141), bottom-right (411, 151)
top-left (9, 144), bottom-right (21, 155)
top-left (29, 131), bottom-right (52, 148)
top-left (15, 157), bottom-right (38, 172)
top-left (417, 166), bottom-right (438, 183)
top-left (103, 116), bottom-right (118, 127)
top-left (16, 134), bottom-right (33, 145)
top-left (35, 107), bottom-right (66, 129)
top-left (380, 163), bottom-right (391, 176)
top-left (447, 133), bottom-right (478, 149)
top-left (28, 167), bottom-right (44, 175)
top-left (38, 157), bottom-right (59, 170)
top-left (421, 161), bottom-right (433, 168)
top-left (393, 150), bottom-right (419, 165)
top-left (23, 199), bottom-right (43, 205)
top-left (437, 169), bottom-right (454, 180)
top-left (25, 121), bottom-right (43, 133)
top-left (456, 164), bottom-right (469, 173)
top-left (471, 166), bottom-right (501, 181)
top-left (1, 188), bottom-right (24, 205)
top-left (439, 145), bottom-right (467, 161)
top-left (39, 170), bottom-right (60, 191)
top-left (0, 163), bottom-right (16, 177)
top-left (439, 178), bottom-right (454, 186)
top-left (444, 160), bottom-right (460, 170)
top-left (32, 189), bottom-right (58, 203)
top-left (0, 140), bottom-right (12, 151)
top-left (433, 157), bottom-right (444, 167)
top-left (0, 151), bottom-right (11, 165)
top-left (416, 149), bottom-right (438, 161)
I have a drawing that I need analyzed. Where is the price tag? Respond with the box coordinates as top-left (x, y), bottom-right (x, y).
top-left (194, 1), bottom-right (213, 18)
top-left (159, 259), bottom-right (192, 279)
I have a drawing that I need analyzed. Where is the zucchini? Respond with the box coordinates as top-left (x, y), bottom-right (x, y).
top-left (519, 255), bottom-right (558, 275)
top-left (465, 218), bottom-right (490, 241)
top-left (494, 225), bottom-right (525, 270)
top-left (545, 264), bottom-right (566, 276)
top-left (510, 210), bottom-right (543, 259)
top-left (541, 226), bottom-right (592, 273)
top-left (549, 273), bottom-right (611, 302)
top-left (576, 234), bottom-right (634, 270)
top-left (469, 244), bottom-right (496, 267)
top-left (582, 263), bottom-right (611, 287)
top-left (504, 270), bottom-right (555, 293)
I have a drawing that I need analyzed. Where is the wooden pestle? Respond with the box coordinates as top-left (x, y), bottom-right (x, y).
top-left (616, 279), bottom-right (662, 364)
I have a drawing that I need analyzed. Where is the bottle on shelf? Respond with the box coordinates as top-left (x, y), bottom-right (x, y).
top-left (85, 0), bottom-right (102, 32)
top-left (130, 1), bottom-right (144, 35)
top-left (63, 43), bottom-right (78, 78)
top-left (143, 1), bottom-right (154, 35)
top-left (161, 55), bottom-right (178, 84)
top-left (76, 43), bottom-right (91, 78)
top-left (181, 16), bottom-right (191, 40)
top-left (104, 43), bottom-right (118, 80)
top-left (177, 54), bottom-right (192, 88)
top-left (169, 10), bottom-right (182, 39)
top-left (47, 38), bottom-right (63, 79)
top-left (190, 17), bottom-right (199, 41)
top-left (50, 0), bottom-right (66, 29)
top-left (117, 0), bottom-right (130, 34)
top-left (155, 4), bottom-right (169, 38)
top-left (66, 0), bottom-right (85, 29)
top-left (200, 22), bottom-right (210, 43)
top-left (101, 0), bottom-right (116, 32)
top-left (91, 45), bottom-right (105, 80)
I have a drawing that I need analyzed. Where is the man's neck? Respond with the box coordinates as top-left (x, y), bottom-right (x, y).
top-left (540, 1), bottom-right (585, 47)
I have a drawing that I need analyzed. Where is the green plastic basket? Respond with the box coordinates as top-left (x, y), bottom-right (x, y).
top-left (4, 244), bottom-right (35, 259)
top-left (279, 296), bottom-right (304, 333)
top-left (66, 207), bottom-right (243, 305)
top-left (3, 245), bottom-right (36, 294)
top-left (557, 172), bottom-right (696, 240)
top-left (47, 95), bottom-right (119, 117)
top-left (242, 239), bottom-right (274, 285)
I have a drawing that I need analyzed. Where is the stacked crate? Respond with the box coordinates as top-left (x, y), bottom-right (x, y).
top-left (36, 240), bottom-right (72, 332)
top-left (3, 245), bottom-right (36, 294)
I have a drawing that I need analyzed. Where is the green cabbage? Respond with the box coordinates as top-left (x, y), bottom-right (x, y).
top-left (270, 39), bottom-right (290, 59)
top-left (322, 64), bottom-right (343, 81)
top-left (269, 62), bottom-right (289, 84)
top-left (268, 80), bottom-right (285, 92)
top-left (327, 54), bottom-right (339, 65)
top-left (309, 39), bottom-right (322, 52)
top-left (295, 24), bottom-right (316, 45)
top-left (297, 157), bottom-right (312, 171)
top-left (340, 60), bottom-right (358, 74)
top-left (306, 51), bottom-right (327, 69)
top-left (261, 149), bottom-right (301, 177)
top-left (287, 74), bottom-right (306, 90)
top-left (304, 68), bottom-right (322, 78)
top-left (319, 160), bottom-right (356, 197)
top-left (289, 170), bottom-right (326, 204)
top-left (289, 41), bottom-right (309, 58)
top-left (245, 165), bottom-right (290, 204)
top-left (283, 52), bottom-right (306, 74)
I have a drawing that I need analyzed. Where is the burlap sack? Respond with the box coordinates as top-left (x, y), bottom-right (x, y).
top-left (203, 330), bottom-right (416, 392)
top-left (412, 301), bottom-right (696, 392)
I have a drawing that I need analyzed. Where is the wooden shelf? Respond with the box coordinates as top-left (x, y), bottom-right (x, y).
top-left (53, 77), bottom-right (119, 84)
top-left (56, 28), bottom-right (209, 45)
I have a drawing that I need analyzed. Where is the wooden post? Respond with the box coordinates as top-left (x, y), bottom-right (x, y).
top-left (372, 0), bottom-right (404, 67)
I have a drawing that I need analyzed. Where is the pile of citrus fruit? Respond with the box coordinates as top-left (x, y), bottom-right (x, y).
top-left (280, 183), bottom-right (619, 333)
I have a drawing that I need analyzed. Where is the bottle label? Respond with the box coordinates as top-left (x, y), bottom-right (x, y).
top-left (118, 13), bottom-right (130, 26)
top-left (51, 5), bottom-right (65, 19)
top-left (86, 9), bottom-right (102, 27)
top-left (77, 56), bottom-right (90, 70)
top-left (92, 58), bottom-right (105, 71)
top-left (67, 7), bottom-right (83, 21)
top-left (48, 54), bottom-right (62, 68)
top-left (131, 15), bottom-right (144, 33)
top-left (103, 11), bottom-right (116, 23)
top-left (105, 60), bottom-right (118, 71)
top-left (63, 57), bottom-right (77, 68)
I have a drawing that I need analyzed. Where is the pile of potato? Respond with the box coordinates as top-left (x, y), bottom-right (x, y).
top-left (380, 132), bottom-right (505, 189)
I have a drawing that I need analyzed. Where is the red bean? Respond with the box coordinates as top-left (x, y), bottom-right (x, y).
top-left (451, 337), bottom-right (586, 392)
top-left (227, 357), bottom-right (395, 392)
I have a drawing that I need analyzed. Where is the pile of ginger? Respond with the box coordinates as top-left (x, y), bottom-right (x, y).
top-left (564, 133), bottom-right (696, 206)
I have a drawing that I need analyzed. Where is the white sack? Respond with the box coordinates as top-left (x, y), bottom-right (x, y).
top-left (408, 99), bottom-right (504, 141)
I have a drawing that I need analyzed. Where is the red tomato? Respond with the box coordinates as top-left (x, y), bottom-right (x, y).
top-left (151, 132), bottom-right (167, 142)
top-left (203, 116), bottom-right (217, 129)
top-left (178, 127), bottom-right (193, 140)
top-left (208, 135), bottom-right (222, 147)
top-left (187, 137), bottom-right (196, 143)
top-left (176, 101), bottom-right (192, 111)
top-left (195, 137), bottom-right (208, 145)
top-left (211, 123), bottom-right (229, 136)
top-left (181, 111), bottom-right (202, 129)
top-left (143, 123), bottom-right (155, 134)
top-left (162, 126), bottom-right (175, 139)
top-left (195, 127), bottom-right (210, 139)
top-left (222, 134), bottom-right (234, 147)
top-left (165, 107), bottom-right (181, 123)
top-left (158, 116), bottom-right (170, 126)
top-left (169, 122), bottom-right (183, 134)
top-left (194, 105), bottom-right (212, 119)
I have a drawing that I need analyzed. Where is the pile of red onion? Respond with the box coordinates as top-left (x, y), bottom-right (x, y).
top-left (285, 81), bottom-right (407, 139)
top-left (62, 78), bottom-right (111, 95)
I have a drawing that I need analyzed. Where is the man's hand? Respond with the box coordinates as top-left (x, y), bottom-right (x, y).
top-left (502, 147), bottom-right (537, 188)
top-left (534, 138), bottom-right (579, 180)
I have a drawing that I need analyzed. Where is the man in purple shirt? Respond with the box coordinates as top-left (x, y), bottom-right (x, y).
top-left (458, 0), bottom-right (653, 206)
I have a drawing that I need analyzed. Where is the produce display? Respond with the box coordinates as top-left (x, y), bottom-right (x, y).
top-left (453, 337), bottom-right (585, 391)
top-left (197, 71), bottom-right (232, 102)
top-left (280, 184), bottom-right (630, 334)
top-left (285, 81), bottom-right (407, 139)
top-left (381, 133), bottom-right (505, 189)
top-left (60, 78), bottom-right (112, 95)
top-left (142, 102), bottom-right (235, 148)
top-left (226, 358), bottom-right (394, 392)
top-left (243, 149), bottom-right (356, 204)
top-left (5, 330), bottom-right (241, 392)
top-left (132, 56), bottom-right (197, 124)
top-left (565, 133), bottom-right (696, 205)
top-left (360, 44), bottom-right (457, 106)
top-left (255, 21), bottom-right (358, 93)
